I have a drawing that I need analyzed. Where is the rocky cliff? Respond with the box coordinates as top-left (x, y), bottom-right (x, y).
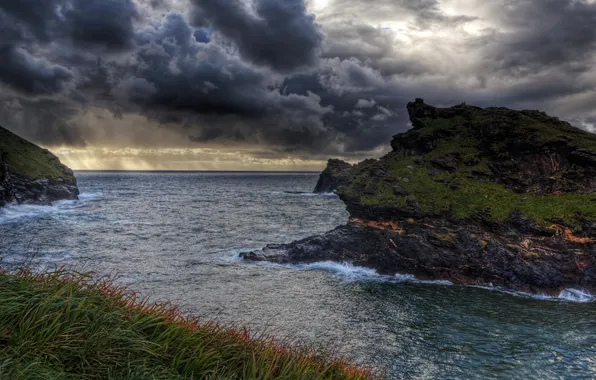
top-left (0, 126), bottom-right (79, 206)
top-left (313, 159), bottom-right (354, 193)
top-left (243, 99), bottom-right (596, 294)
top-left (313, 158), bottom-right (379, 193)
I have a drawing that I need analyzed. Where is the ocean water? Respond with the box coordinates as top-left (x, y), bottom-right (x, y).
top-left (1, 171), bottom-right (595, 379)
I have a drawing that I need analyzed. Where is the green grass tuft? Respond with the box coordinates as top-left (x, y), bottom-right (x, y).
top-left (0, 268), bottom-right (376, 380)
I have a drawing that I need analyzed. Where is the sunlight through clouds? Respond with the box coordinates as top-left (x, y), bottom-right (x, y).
top-left (50, 147), bottom-right (332, 171)
top-left (1, 0), bottom-right (595, 171)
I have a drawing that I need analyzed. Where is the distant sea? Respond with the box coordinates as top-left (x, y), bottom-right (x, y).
top-left (1, 171), bottom-right (595, 379)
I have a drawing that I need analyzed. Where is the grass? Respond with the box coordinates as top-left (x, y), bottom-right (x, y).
top-left (0, 126), bottom-right (71, 180)
top-left (342, 156), bottom-right (596, 228)
top-left (338, 102), bottom-right (596, 229)
top-left (0, 268), bottom-right (376, 380)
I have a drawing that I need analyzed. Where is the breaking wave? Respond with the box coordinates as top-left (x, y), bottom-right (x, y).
top-left (0, 193), bottom-right (102, 225)
top-left (291, 261), bottom-right (453, 285)
top-left (472, 284), bottom-right (594, 303)
top-left (288, 261), bottom-right (593, 303)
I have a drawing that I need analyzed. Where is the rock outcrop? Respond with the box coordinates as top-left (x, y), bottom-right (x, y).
top-left (0, 126), bottom-right (79, 207)
top-left (313, 159), bottom-right (354, 193)
top-left (313, 158), bottom-right (378, 193)
top-left (243, 99), bottom-right (596, 294)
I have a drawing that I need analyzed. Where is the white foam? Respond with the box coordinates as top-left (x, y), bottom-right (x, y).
top-left (78, 192), bottom-right (103, 200)
top-left (292, 261), bottom-right (453, 286)
top-left (472, 284), bottom-right (594, 303)
top-left (558, 288), bottom-right (593, 303)
top-left (0, 192), bottom-right (102, 224)
top-left (279, 191), bottom-right (339, 197)
top-left (283, 261), bottom-right (592, 303)
top-left (299, 192), bottom-right (338, 197)
top-left (0, 204), bottom-right (59, 224)
top-left (295, 261), bottom-right (380, 280)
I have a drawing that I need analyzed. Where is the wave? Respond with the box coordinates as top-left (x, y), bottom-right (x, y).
top-left (470, 284), bottom-right (594, 303)
top-left (0, 204), bottom-right (62, 224)
top-left (282, 191), bottom-right (338, 197)
top-left (0, 192), bottom-right (102, 225)
top-left (291, 261), bottom-right (454, 285)
top-left (78, 192), bottom-right (103, 200)
top-left (282, 261), bottom-right (592, 303)
top-left (558, 289), bottom-right (593, 302)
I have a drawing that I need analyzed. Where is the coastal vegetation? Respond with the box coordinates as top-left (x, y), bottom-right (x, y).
top-left (0, 125), bottom-right (79, 206)
top-left (248, 100), bottom-right (596, 293)
top-left (337, 100), bottom-right (596, 229)
top-left (0, 126), bottom-right (72, 180)
top-left (341, 155), bottom-right (596, 229)
top-left (0, 268), bottom-right (374, 380)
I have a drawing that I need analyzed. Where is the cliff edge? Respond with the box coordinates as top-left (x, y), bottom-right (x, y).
top-left (0, 125), bottom-right (79, 206)
top-left (243, 99), bottom-right (596, 294)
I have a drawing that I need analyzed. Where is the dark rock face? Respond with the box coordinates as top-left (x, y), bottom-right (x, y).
top-left (313, 158), bottom-right (379, 193)
top-left (0, 128), bottom-right (79, 207)
top-left (313, 159), bottom-right (354, 193)
top-left (243, 99), bottom-right (596, 294)
top-left (393, 101), bottom-right (596, 195)
top-left (0, 162), bottom-right (79, 206)
top-left (243, 218), bottom-right (596, 294)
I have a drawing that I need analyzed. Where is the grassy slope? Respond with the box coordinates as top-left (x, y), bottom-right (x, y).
top-left (0, 126), bottom-right (71, 180)
top-left (338, 106), bottom-right (596, 228)
top-left (0, 269), bottom-right (374, 380)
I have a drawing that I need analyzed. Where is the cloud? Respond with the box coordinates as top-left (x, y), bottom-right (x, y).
top-left (0, 0), bottom-right (64, 41)
top-left (65, 0), bottom-right (139, 52)
top-left (101, 12), bottom-right (337, 153)
top-left (0, 0), bottom-right (595, 169)
top-left (190, 0), bottom-right (322, 72)
top-left (477, 0), bottom-right (596, 76)
top-left (355, 99), bottom-right (376, 108)
top-left (0, 94), bottom-right (86, 147)
top-left (0, 0), bottom-right (139, 50)
top-left (0, 47), bottom-right (73, 95)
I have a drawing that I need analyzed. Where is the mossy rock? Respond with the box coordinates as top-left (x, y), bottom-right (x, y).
top-left (0, 125), bottom-right (73, 180)
top-left (339, 100), bottom-right (596, 229)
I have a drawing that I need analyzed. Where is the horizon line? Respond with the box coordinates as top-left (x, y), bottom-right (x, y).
top-left (74, 169), bottom-right (322, 173)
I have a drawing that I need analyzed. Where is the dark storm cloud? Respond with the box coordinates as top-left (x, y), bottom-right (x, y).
top-left (0, 95), bottom-right (87, 147)
top-left (0, 4), bottom-right (73, 95)
top-left (130, 13), bottom-right (269, 116)
top-left (0, 0), bottom-right (63, 41)
top-left (97, 12), bottom-right (336, 152)
top-left (0, 0), bottom-right (138, 50)
top-left (0, 0), bottom-right (138, 97)
top-left (279, 57), bottom-right (402, 154)
top-left (0, 0), bottom-right (594, 162)
top-left (65, 0), bottom-right (139, 52)
top-left (477, 0), bottom-right (596, 76)
top-left (0, 47), bottom-right (73, 95)
top-left (190, 0), bottom-right (322, 72)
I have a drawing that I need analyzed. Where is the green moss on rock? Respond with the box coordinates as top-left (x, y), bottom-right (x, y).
top-left (0, 125), bottom-right (72, 180)
top-left (339, 100), bottom-right (596, 229)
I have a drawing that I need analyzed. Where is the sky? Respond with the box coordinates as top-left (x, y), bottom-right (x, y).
top-left (0, 0), bottom-right (595, 171)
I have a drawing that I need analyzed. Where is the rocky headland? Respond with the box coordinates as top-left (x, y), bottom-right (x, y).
top-left (0, 125), bottom-right (79, 206)
top-left (243, 99), bottom-right (596, 295)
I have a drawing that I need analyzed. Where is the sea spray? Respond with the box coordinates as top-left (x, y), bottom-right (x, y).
top-left (0, 192), bottom-right (103, 225)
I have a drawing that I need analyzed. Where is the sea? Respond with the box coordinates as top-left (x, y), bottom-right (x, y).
top-left (1, 171), bottom-right (595, 379)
